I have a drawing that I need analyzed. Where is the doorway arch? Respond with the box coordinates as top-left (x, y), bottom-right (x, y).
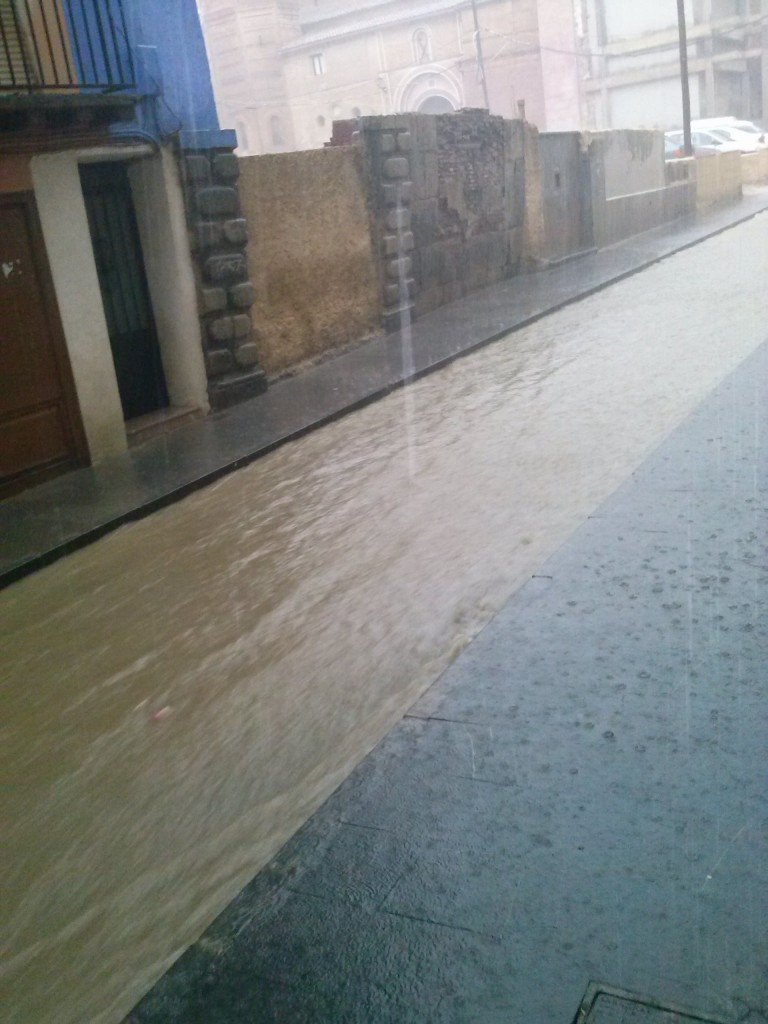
top-left (396, 67), bottom-right (463, 114)
top-left (417, 95), bottom-right (456, 114)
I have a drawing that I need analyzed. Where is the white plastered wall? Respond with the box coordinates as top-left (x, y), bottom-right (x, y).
top-left (128, 147), bottom-right (209, 413)
top-left (31, 144), bottom-right (208, 464)
top-left (30, 150), bottom-right (127, 461)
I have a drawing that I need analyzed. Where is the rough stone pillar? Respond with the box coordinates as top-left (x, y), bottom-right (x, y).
top-left (580, 131), bottom-right (607, 249)
top-left (521, 121), bottom-right (547, 269)
top-left (359, 116), bottom-right (417, 333)
top-left (179, 133), bottom-right (267, 409)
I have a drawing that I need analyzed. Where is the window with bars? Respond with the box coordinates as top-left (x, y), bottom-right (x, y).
top-left (0, 0), bottom-right (36, 88)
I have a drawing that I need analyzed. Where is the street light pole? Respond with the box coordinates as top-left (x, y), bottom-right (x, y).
top-left (470, 0), bottom-right (490, 110)
top-left (676, 0), bottom-right (693, 155)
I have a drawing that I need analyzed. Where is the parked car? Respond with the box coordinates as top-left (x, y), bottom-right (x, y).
top-left (708, 126), bottom-right (767, 151)
top-left (665, 136), bottom-right (685, 159)
top-left (727, 120), bottom-right (766, 141)
top-left (664, 129), bottom-right (742, 157)
top-left (692, 117), bottom-right (764, 136)
top-left (691, 118), bottom-right (766, 143)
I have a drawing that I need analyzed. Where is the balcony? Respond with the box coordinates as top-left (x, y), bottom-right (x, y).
top-left (0, 0), bottom-right (138, 132)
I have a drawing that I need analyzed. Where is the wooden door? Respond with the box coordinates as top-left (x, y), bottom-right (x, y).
top-left (0, 193), bottom-right (88, 497)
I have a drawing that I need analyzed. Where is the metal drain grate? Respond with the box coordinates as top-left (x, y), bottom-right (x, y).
top-left (573, 983), bottom-right (731, 1024)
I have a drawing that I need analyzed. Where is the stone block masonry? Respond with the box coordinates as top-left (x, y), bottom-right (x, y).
top-left (180, 142), bottom-right (267, 409)
top-left (419, 112), bottom-right (526, 317)
top-left (360, 117), bottom-right (418, 334)
top-left (360, 111), bottom-right (530, 330)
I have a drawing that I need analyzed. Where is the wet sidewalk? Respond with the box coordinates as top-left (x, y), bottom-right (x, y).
top-left (2, 189), bottom-right (768, 588)
top-left (125, 335), bottom-right (767, 1021)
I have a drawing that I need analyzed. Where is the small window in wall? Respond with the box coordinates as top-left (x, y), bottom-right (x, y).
top-left (311, 53), bottom-right (325, 76)
top-left (270, 115), bottom-right (283, 147)
top-left (413, 28), bottom-right (431, 64)
top-left (317, 114), bottom-right (326, 127)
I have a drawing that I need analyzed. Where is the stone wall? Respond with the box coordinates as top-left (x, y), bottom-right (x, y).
top-left (355, 115), bottom-right (417, 333)
top-left (596, 129), bottom-right (666, 199)
top-left (538, 132), bottom-right (593, 263)
top-left (530, 127), bottom-right (701, 261)
top-left (360, 110), bottom-right (528, 329)
top-left (695, 152), bottom-right (743, 210)
top-left (185, 118), bottom-right (739, 383)
top-left (521, 121), bottom-right (546, 267)
top-left (741, 149), bottom-right (768, 185)
top-left (597, 182), bottom-right (695, 247)
top-left (584, 130), bottom-right (695, 248)
top-left (238, 147), bottom-right (380, 376)
top-left (181, 140), bottom-right (266, 409)
top-left (665, 157), bottom-right (695, 186)
top-left (424, 111), bottom-right (526, 315)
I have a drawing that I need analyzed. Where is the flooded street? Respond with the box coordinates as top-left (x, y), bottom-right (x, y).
top-left (2, 216), bottom-right (767, 1024)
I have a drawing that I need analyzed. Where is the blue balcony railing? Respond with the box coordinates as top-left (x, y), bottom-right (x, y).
top-left (0, 0), bottom-right (136, 93)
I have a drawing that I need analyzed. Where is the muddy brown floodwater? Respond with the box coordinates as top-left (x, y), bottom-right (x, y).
top-left (2, 216), bottom-right (767, 1024)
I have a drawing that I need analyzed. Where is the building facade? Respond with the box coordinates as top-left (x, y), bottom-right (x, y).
top-left (1, 0), bottom-right (264, 496)
top-left (196, 0), bottom-right (584, 155)
top-left (577, 0), bottom-right (768, 130)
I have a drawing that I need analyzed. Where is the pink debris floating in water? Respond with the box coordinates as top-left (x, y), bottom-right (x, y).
top-left (151, 706), bottom-right (173, 722)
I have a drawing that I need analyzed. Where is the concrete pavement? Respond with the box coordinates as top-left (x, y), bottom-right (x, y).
top-left (2, 189), bottom-right (767, 589)
top-left (124, 330), bottom-right (768, 1021)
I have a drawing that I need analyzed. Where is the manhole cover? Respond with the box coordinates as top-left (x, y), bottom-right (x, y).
top-left (574, 984), bottom-right (731, 1024)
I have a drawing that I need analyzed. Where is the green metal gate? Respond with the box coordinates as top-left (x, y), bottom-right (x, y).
top-left (80, 161), bottom-right (168, 421)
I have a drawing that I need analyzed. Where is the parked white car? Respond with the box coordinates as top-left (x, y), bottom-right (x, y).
top-left (691, 117), bottom-right (766, 146)
top-left (664, 129), bottom-right (742, 156)
top-left (728, 120), bottom-right (766, 140)
top-left (708, 126), bottom-right (767, 152)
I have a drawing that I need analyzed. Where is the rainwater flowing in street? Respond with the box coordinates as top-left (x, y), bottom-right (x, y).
top-left (2, 216), bottom-right (767, 1024)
